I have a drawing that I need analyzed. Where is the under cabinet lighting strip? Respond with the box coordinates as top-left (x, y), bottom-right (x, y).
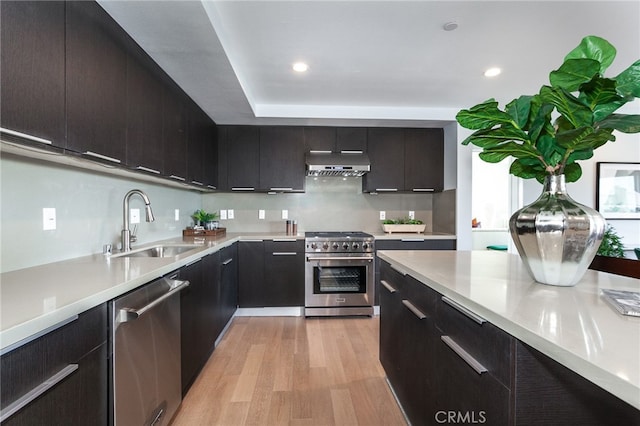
top-left (136, 166), bottom-right (160, 174)
top-left (232, 187), bottom-right (255, 191)
top-left (340, 150), bottom-right (364, 154)
top-left (0, 127), bottom-right (52, 145)
top-left (169, 175), bottom-right (186, 181)
top-left (375, 188), bottom-right (398, 192)
top-left (412, 188), bottom-right (435, 192)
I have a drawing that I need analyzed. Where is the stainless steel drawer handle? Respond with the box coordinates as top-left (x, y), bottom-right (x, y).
top-left (442, 296), bottom-right (486, 325)
top-left (306, 256), bottom-right (373, 262)
top-left (0, 127), bottom-right (53, 145)
top-left (242, 239), bottom-right (264, 243)
top-left (389, 264), bottom-right (407, 276)
top-left (222, 258), bottom-right (233, 266)
top-left (401, 238), bottom-right (425, 242)
top-left (402, 300), bottom-right (426, 320)
top-left (272, 252), bottom-right (297, 256)
top-left (135, 166), bottom-right (160, 174)
top-left (441, 335), bottom-right (488, 375)
top-left (83, 151), bottom-right (121, 164)
top-left (375, 188), bottom-right (398, 192)
top-left (273, 238), bottom-right (297, 242)
top-left (0, 364), bottom-right (78, 422)
top-left (117, 280), bottom-right (189, 324)
top-left (380, 280), bottom-right (397, 293)
top-left (412, 188), bottom-right (435, 192)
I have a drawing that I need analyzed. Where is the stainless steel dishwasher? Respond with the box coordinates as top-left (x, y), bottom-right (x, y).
top-left (111, 274), bottom-right (189, 426)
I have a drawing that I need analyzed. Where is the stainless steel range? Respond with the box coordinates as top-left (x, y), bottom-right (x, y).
top-left (304, 231), bottom-right (375, 317)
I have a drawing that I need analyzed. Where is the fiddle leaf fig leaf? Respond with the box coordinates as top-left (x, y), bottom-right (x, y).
top-left (456, 99), bottom-right (514, 130)
top-left (616, 60), bottom-right (640, 97)
top-left (563, 163), bottom-right (582, 182)
top-left (597, 114), bottom-right (640, 133)
top-left (506, 96), bottom-right (533, 128)
top-left (509, 160), bottom-right (545, 180)
top-left (550, 59), bottom-right (600, 91)
top-left (540, 86), bottom-right (593, 128)
top-left (479, 141), bottom-right (540, 163)
top-left (461, 127), bottom-right (529, 148)
top-left (564, 35), bottom-right (616, 74)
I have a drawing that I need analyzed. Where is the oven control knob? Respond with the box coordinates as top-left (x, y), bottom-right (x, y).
top-left (342, 242), bottom-right (349, 250)
top-left (362, 242), bottom-right (369, 250)
top-left (310, 242), bottom-right (317, 250)
top-left (352, 242), bottom-right (359, 250)
top-left (332, 242), bottom-right (339, 250)
top-left (323, 242), bottom-right (330, 250)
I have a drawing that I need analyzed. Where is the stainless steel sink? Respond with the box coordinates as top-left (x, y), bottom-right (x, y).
top-left (111, 244), bottom-right (200, 258)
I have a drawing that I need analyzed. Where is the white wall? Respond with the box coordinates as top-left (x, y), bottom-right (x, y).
top-left (1, 153), bottom-right (201, 272)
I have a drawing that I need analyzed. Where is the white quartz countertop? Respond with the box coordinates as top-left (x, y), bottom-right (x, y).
top-left (0, 231), bottom-right (455, 353)
top-left (377, 250), bottom-right (640, 411)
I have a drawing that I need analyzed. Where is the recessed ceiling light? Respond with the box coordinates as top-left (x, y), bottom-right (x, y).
top-left (484, 67), bottom-right (502, 77)
top-left (292, 62), bottom-right (309, 73)
top-left (443, 22), bottom-right (458, 31)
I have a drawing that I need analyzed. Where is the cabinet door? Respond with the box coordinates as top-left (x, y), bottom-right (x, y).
top-left (202, 121), bottom-right (219, 190)
top-left (163, 82), bottom-right (188, 182)
top-left (336, 127), bottom-right (367, 153)
top-left (259, 126), bottom-right (305, 191)
top-left (304, 126), bottom-right (336, 152)
top-left (225, 126), bottom-right (260, 191)
top-left (378, 261), bottom-right (405, 388)
top-left (363, 128), bottom-right (404, 192)
top-left (238, 241), bottom-right (265, 307)
top-left (404, 128), bottom-right (444, 192)
top-left (125, 42), bottom-right (164, 174)
top-left (0, 304), bottom-right (107, 426)
top-left (186, 103), bottom-right (205, 187)
top-left (0, 1), bottom-right (65, 148)
top-left (65, 1), bottom-right (127, 163)
top-left (219, 243), bottom-right (238, 333)
top-left (180, 259), bottom-right (207, 394)
top-left (263, 240), bottom-right (304, 306)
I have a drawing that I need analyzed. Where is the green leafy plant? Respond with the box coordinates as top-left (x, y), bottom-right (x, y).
top-left (597, 225), bottom-right (625, 258)
top-left (456, 35), bottom-right (640, 183)
top-left (192, 209), bottom-right (219, 223)
top-left (382, 218), bottom-right (424, 225)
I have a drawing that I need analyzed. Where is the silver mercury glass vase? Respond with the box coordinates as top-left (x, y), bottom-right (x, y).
top-left (509, 174), bottom-right (606, 286)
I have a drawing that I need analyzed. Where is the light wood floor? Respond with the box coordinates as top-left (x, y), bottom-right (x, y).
top-left (172, 316), bottom-right (407, 426)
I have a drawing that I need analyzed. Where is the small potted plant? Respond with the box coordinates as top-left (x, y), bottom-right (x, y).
top-left (192, 209), bottom-right (219, 229)
top-left (382, 218), bottom-right (426, 234)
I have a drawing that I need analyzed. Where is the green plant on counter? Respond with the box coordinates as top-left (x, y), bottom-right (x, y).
top-left (192, 209), bottom-right (219, 224)
top-left (456, 35), bottom-right (640, 183)
top-left (382, 218), bottom-right (424, 225)
top-left (597, 225), bottom-right (625, 258)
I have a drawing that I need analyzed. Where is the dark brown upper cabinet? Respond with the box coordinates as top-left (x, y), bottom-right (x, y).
top-left (259, 126), bottom-right (305, 192)
top-left (125, 41), bottom-right (164, 175)
top-left (221, 126), bottom-right (260, 191)
top-left (65, 1), bottom-right (128, 164)
top-left (162, 81), bottom-right (188, 183)
top-left (0, 1), bottom-right (66, 148)
top-left (363, 128), bottom-right (405, 192)
top-left (304, 126), bottom-right (336, 152)
top-left (336, 127), bottom-right (367, 153)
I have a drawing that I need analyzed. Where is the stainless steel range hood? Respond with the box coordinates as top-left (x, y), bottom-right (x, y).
top-left (305, 152), bottom-right (371, 177)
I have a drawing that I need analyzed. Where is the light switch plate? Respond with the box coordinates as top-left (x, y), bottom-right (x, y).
top-left (409, 211), bottom-right (415, 220)
top-left (43, 208), bottom-right (56, 230)
top-left (227, 209), bottom-right (234, 219)
top-left (282, 209), bottom-right (288, 219)
top-left (379, 211), bottom-right (386, 220)
top-left (130, 208), bottom-right (140, 224)
top-left (259, 209), bottom-right (265, 219)
top-left (220, 210), bottom-right (227, 220)
top-left (174, 209), bottom-right (180, 221)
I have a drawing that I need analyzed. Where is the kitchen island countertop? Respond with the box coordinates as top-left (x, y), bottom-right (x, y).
top-left (377, 249), bottom-right (640, 411)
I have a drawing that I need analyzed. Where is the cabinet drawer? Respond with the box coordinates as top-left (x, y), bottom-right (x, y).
top-left (436, 296), bottom-right (513, 386)
top-left (404, 275), bottom-right (438, 317)
top-left (1, 304), bottom-right (107, 421)
top-left (265, 239), bottom-right (303, 254)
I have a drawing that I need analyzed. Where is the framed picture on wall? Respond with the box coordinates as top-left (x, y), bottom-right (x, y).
top-left (596, 162), bottom-right (640, 219)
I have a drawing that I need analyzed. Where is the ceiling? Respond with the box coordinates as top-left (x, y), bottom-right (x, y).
top-left (98, 1), bottom-right (640, 127)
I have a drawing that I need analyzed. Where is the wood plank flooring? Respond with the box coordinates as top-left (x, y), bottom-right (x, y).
top-left (172, 316), bottom-right (407, 426)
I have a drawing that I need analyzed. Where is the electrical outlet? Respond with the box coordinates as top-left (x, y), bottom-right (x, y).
top-left (174, 209), bottom-right (180, 221)
top-left (220, 210), bottom-right (227, 220)
top-left (227, 209), bottom-right (234, 219)
top-left (43, 208), bottom-right (56, 230)
top-left (259, 209), bottom-right (265, 220)
top-left (409, 211), bottom-right (415, 220)
top-left (379, 211), bottom-right (386, 220)
top-left (282, 209), bottom-right (288, 219)
top-left (130, 208), bottom-right (140, 224)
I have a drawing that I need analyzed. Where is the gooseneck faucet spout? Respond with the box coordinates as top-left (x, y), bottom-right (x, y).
top-left (122, 189), bottom-right (155, 252)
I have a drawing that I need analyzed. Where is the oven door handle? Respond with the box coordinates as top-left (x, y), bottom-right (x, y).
top-left (306, 256), bottom-right (373, 262)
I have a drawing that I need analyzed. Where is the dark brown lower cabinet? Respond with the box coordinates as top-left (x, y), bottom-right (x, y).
top-left (0, 304), bottom-right (108, 426)
top-left (378, 260), bottom-right (640, 426)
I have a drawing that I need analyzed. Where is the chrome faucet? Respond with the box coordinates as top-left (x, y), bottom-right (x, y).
top-left (122, 189), bottom-right (155, 252)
